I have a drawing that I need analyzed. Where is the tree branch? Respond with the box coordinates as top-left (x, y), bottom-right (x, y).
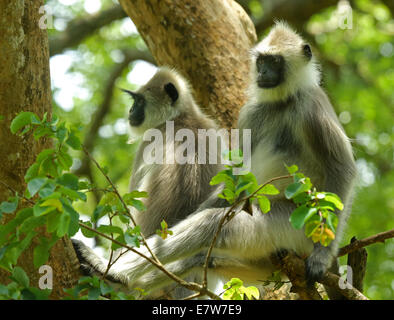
top-left (49, 5), bottom-right (127, 56)
top-left (270, 251), bottom-right (322, 300)
top-left (320, 272), bottom-right (369, 300)
top-left (338, 229), bottom-right (394, 257)
top-left (254, 0), bottom-right (337, 35)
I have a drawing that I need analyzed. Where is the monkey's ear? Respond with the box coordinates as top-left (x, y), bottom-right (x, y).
top-left (164, 82), bottom-right (179, 105)
top-left (303, 44), bottom-right (312, 60)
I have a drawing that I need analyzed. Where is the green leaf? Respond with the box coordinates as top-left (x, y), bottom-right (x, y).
top-left (0, 197), bottom-right (19, 214)
top-left (66, 131), bottom-right (81, 150)
top-left (27, 178), bottom-right (47, 197)
top-left (210, 171), bottom-right (235, 188)
top-left (324, 193), bottom-right (344, 211)
top-left (124, 232), bottom-right (140, 248)
top-left (80, 221), bottom-right (96, 238)
top-left (24, 163), bottom-right (40, 181)
top-left (10, 112), bottom-right (39, 134)
top-left (40, 199), bottom-right (63, 213)
top-left (258, 184), bottom-right (280, 195)
top-left (61, 200), bottom-right (80, 236)
top-left (241, 286), bottom-right (260, 300)
top-left (304, 216), bottom-right (322, 238)
top-left (46, 212), bottom-right (62, 233)
top-left (289, 205), bottom-right (318, 229)
top-left (285, 164), bottom-right (298, 174)
top-left (57, 173), bottom-right (79, 191)
top-left (36, 149), bottom-right (55, 164)
top-left (129, 199), bottom-right (146, 212)
top-left (0, 208), bottom-right (33, 246)
top-left (33, 238), bottom-right (52, 268)
top-left (326, 211), bottom-right (339, 232)
top-left (11, 267), bottom-right (29, 287)
top-left (97, 225), bottom-right (123, 235)
top-left (56, 212), bottom-right (70, 237)
top-left (55, 123), bottom-right (68, 143)
top-left (33, 126), bottom-right (52, 140)
top-left (257, 195), bottom-right (270, 213)
top-left (284, 180), bottom-right (311, 200)
top-left (92, 205), bottom-right (111, 222)
top-left (4, 231), bottom-right (37, 268)
top-left (124, 191), bottom-right (148, 199)
top-left (19, 216), bottom-right (45, 233)
top-left (33, 203), bottom-right (56, 217)
top-left (235, 181), bottom-right (254, 197)
top-left (88, 287), bottom-right (101, 300)
top-left (57, 151), bottom-right (73, 171)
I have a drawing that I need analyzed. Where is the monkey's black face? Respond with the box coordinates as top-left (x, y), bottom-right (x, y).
top-left (256, 54), bottom-right (285, 88)
top-left (123, 89), bottom-right (146, 127)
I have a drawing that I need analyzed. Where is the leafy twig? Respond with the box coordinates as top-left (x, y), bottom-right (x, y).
top-left (81, 144), bottom-right (159, 263)
top-left (202, 174), bottom-right (292, 289)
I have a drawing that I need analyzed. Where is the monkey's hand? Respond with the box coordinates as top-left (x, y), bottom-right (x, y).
top-left (305, 244), bottom-right (334, 285)
top-left (72, 239), bottom-right (127, 287)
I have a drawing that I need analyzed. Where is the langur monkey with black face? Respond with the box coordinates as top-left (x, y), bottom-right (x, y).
top-left (74, 23), bottom-right (356, 298)
top-left (123, 67), bottom-right (222, 237)
top-left (73, 67), bottom-right (224, 297)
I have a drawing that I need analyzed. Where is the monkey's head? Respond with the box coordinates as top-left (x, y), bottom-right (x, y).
top-left (250, 21), bottom-right (320, 102)
top-left (123, 67), bottom-right (195, 136)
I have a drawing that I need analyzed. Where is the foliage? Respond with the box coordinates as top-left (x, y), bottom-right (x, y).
top-left (0, 112), bottom-right (146, 299)
top-left (222, 278), bottom-right (260, 300)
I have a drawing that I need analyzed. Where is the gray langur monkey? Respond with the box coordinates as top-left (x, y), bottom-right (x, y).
top-left (73, 23), bottom-right (356, 298)
top-left (73, 67), bottom-right (224, 297)
top-left (123, 67), bottom-right (223, 237)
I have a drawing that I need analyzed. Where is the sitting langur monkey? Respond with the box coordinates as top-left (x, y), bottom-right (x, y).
top-left (124, 67), bottom-right (222, 237)
top-left (73, 67), bottom-right (223, 297)
top-left (74, 23), bottom-right (356, 297)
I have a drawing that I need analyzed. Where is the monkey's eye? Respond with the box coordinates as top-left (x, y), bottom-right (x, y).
top-left (303, 44), bottom-right (312, 60)
top-left (164, 82), bottom-right (179, 105)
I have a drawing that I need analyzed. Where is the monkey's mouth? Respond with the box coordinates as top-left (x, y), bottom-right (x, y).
top-left (257, 79), bottom-right (281, 88)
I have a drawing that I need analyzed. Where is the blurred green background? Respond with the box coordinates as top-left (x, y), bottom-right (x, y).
top-left (46, 0), bottom-right (393, 299)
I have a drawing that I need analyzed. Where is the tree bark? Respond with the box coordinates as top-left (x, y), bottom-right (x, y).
top-left (0, 0), bottom-right (80, 299)
top-left (119, 0), bottom-right (257, 128)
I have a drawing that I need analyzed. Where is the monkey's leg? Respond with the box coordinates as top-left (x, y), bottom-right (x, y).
top-left (107, 201), bottom-right (313, 289)
top-left (135, 253), bottom-right (267, 298)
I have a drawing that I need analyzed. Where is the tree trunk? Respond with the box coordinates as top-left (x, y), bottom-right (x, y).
top-left (119, 0), bottom-right (257, 128)
top-left (0, 0), bottom-right (80, 299)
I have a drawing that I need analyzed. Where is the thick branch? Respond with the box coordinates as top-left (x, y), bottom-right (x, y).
top-left (338, 229), bottom-right (394, 257)
top-left (254, 0), bottom-right (337, 35)
top-left (49, 5), bottom-right (127, 56)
